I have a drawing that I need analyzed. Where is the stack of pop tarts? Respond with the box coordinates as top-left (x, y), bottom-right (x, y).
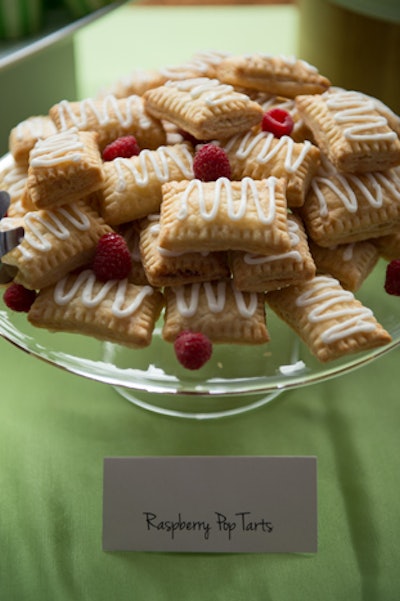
top-left (2, 51), bottom-right (399, 363)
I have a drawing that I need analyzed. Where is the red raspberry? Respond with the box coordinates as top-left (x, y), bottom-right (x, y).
top-left (92, 232), bottom-right (132, 281)
top-left (384, 259), bottom-right (400, 295)
top-left (174, 330), bottom-right (213, 370)
top-left (102, 135), bottom-right (140, 161)
top-left (193, 143), bottom-right (232, 181)
top-left (3, 283), bottom-right (37, 312)
top-left (261, 108), bottom-right (294, 138)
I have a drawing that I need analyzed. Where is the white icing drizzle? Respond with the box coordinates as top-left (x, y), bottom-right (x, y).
top-left (166, 77), bottom-right (248, 107)
top-left (375, 170), bottom-right (400, 199)
top-left (192, 49), bottom-right (231, 66)
top-left (244, 218), bottom-right (302, 265)
top-left (310, 170), bottom-right (400, 216)
top-left (54, 269), bottom-right (154, 318)
top-left (324, 91), bottom-right (397, 142)
top-left (224, 131), bottom-right (312, 174)
top-left (113, 145), bottom-right (193, 192)
top-left (56, 95), bottom-right (152, 131)
top-left (295, 275), bottom-right (377, 343)
top-left (29, 128), bottom-right (84, 167)
top-left (245, 53), bottom-right (319, 73)
top-left (174, 280), bottom-right (258, 318)
top-left (16, 116), bottom-right (56, 141)
top-left (160, 51), bottom-right (231, 79)
top-left (19, 204), bottom-right (91, 259)
top-left (176, 176), bottom-right (278, 224)
top-left (160, 61), bottom-right (209, 79)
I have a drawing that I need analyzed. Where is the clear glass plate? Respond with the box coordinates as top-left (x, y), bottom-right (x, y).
top-left (0, 259), bottom-right (399, 419)
top-left (1, 153), bottom-right (400, 418)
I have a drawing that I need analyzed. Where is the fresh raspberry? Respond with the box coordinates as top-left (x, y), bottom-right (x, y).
top-left (92, 232), bottom-right (132, 281)
top-left (102, 135), bottom-right (140, 161)
top-left (3, 283), bottom-right (37, 312)
top-left (193, 143), bottom-right (232, 181)
top-left (384, 259), bottom-right (400, 295)
top-left (261, 108), bottom-right (294, 138)
top-left (174, 330), bottom-right (213, 370)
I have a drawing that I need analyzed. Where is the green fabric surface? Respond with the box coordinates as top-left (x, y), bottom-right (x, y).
top-left (1, 4), bottom-right (400, 600)
top-left (1, 335), bottom-right (400, 600)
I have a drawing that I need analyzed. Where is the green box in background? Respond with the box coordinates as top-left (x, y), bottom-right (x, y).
top-left (0, 2), bottom-right (122, 156)
top-left (298, 0), bottom-right (400, 112)
top-left (0, 38), bottom-right (77, 155)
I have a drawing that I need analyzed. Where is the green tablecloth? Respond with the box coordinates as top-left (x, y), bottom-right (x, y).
top-left (1, 4), bottom-right (400, 600)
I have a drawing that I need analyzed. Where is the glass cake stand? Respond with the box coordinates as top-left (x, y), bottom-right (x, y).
top-left (0, 259), bottom-right (399, 419)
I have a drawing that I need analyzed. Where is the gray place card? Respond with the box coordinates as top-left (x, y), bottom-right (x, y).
top-left (103, 456), bottom-right (317, 553)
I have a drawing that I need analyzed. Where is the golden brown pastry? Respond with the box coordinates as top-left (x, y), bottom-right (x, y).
top-left (158, 176), bottom-right (291, 255)
top-left (309, 239), bottom-right (379, 291)
top-left (27, 128), bottom-right (104, 209)
top-left (0, 51), bottom-right (396, 367)
top-left (9, 115), bottom-right (57, 167)
top-left (28, 269), bottom-right (164, 348)
top-left (300, 166), bottom-right (400, 246)
top-left (99, 143), bottom-right (194, 225)
top-left (231, 214), bottom-right (316, 292)
top-left (100, 69), bottom-right (168, 99)
top-left (326, 87), bottom-right (400, 138)
top-left (139, 214), bottom-right (230, 287)
top-left (296, 90), bottom-right (400, 173)
top-left (49, 95), bottom-right (166, 150)
top-left (162, 279), bottom-right (270, 344)
top-left (217, 54), bottom-right (331, 98)
top-left (158, 50), bottom-right (232, 81)
top-left (143, 77), bottom-right (263, 140)
top-left (266, 274), bottom-right (391, 362)
top-left (0, 156), bottom-right (29, 217)
top-left (101, 51), bottom-right (233, 101)
top-left (2, 200), bottom-right (112, 289)
top-left (224, 129), bottom-right (320, 207)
